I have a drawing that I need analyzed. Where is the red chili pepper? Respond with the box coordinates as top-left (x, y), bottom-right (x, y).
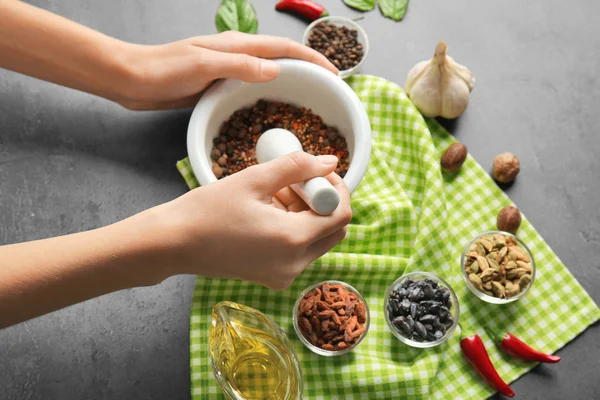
top-left (461, 334), bottom-right (515, 398)
top-left (499, 332), bottom-right (561, 363)
top-left (275, 0), bottom-right (329, 22)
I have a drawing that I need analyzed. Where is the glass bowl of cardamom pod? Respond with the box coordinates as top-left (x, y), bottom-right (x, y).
top-left (461, 231), bottom-right (536, 304)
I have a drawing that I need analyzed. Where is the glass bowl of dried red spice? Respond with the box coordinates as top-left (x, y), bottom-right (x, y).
top-left (293, 280), bottom-right (370, 356)
top-left (461, 231), bottom-right (536, 304)
top-left (303, 16), bottom-right (369, 79)
top-left (384, 272), bottom-right (459, 348)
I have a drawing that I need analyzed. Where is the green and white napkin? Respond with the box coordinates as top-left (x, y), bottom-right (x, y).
top-left (177, 75), bottom-right (600, 399)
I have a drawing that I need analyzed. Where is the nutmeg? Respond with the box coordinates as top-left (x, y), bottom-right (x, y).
top-left (497, 206), bottom-right (522, 233)
top-left (492, 153), bottom-right (520, 183)
top-left (441, 143), bottom-right (468, 173)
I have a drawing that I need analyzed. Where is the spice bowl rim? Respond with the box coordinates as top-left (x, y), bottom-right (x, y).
top-left (293, 280), bottom-right (370, 357)
top-left (461, 231), bottom-right (536, 304)
top-left (302, 16), bottom-right (369, 79)
top-left (384, 271), bottom-right (460, 348)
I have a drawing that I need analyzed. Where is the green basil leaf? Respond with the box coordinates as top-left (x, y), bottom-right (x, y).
top-left (343, 0), bottom-right (376, 12)
top-left (215, 0), bottom-right (258, 34)
top-left (378, 0), bottom-right (409, 21)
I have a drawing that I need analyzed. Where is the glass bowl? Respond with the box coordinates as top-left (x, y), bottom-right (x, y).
top-left (293, 280), bottom-right (370, 356)
top-left (384, 272), bottom-right (459, 348)
top-left (302, 16), bottom-right (369, 79)
top-left (461, 231), bottom-right (536, 304)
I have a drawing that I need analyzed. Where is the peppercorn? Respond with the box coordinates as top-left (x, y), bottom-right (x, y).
top-left (307, 22), bottom-right (363, 71)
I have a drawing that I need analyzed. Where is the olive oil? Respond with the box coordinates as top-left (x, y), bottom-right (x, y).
top-left (209, 302), bottom-right (303, 400)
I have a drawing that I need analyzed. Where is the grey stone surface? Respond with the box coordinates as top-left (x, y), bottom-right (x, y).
top-left (0, 0), bottom-right (598, 399)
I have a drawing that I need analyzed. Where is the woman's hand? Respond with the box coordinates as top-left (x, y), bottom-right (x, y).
top-left (117, 32), bottom-right (337, 110)
top-left (154, 151), bottom-right (352, 290)
top-left (0, 1), bottom-right (336, 111)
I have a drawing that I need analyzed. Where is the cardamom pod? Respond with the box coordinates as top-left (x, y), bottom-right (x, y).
top-left (506, 236), bottom-right (518, 247)
top-left (505, 281), bottom-right (518, 297)
top-left (478, 238), bottom-right (493, 253)
top-left (519, 274), bottom-right (532, 292)
top-left (482, 289), bottom-right (494, 296)
top-left (516, 260), bottom-right (532, 273)
top-left (483, 282), bottom-right (493, 291)
top-left (505, 261), bottom-right (518, 270)
top-left (507, 248), bottom-right (518, 262)
top-left (480, 268), bottom-right (496, 283)
top-left (498, 264), bottom-right (506, 284)
top-left (487, 251), bottom-right (498, 261)
top-left (497, 246), bottom-right (508, 262)
top-left (470, 260), bottom-right (480, 274)
top-left (465, 265), bottom-right (473, 274)
top-left (476, 243), bottom-right (486, 256)
top-left (491, 281), bottom-right (506, 298)
top-left (468, 273), bottom-right (483, 289)
top-left (492, 235), bottom-right (506, 249)
top-left (512, 246), bottom-right (531, 262)
top-left (487, 257), bottom-right (500, 270)
top-left (506, 267), bottom-right (528, 280)
top-left (476, 256), bottom-right (490, 271)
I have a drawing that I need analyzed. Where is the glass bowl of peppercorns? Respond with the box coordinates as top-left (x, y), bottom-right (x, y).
top-left (303, 16), bottom-right (369, 79)
top-left (384, 272), bottom-right (459, 348)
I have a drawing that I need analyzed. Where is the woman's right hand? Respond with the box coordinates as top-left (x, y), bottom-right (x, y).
top-left (151, 151), bottom-right (352, 290)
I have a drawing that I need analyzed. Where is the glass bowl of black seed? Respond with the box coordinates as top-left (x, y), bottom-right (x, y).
top-left (384, 272), bottom-right (459, 348)
top-left (303, 16), bottom-right (369, 79)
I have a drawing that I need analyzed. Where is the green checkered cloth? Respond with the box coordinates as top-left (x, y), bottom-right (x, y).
top-left (177, 75), bottom-right (600, 399)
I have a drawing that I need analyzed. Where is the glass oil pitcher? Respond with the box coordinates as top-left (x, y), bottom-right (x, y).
top-left (209, 302), bottom-right (303, 400)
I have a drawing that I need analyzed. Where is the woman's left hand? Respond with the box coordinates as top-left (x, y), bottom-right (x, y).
top-left (117, 32), bottom-right (338, 110)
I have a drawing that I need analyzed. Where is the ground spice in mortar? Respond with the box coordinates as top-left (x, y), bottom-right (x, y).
top-left (306, 22), bottom-right (364, 71)
top-left (297, 282), bottom-right (367, 351)
top-left (210, 99), bottom-right (349, 179)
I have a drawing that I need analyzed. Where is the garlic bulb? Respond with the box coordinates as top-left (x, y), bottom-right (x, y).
top-left (405, 42), bottom-right (475, 119)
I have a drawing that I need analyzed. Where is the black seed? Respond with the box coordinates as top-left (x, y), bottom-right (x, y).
top-left (405, 315), bottom-right (415, 332)
top-left (422, 284), bottom-right (434, 300)
top-left (424, 278), bottom-right (438, 289)
top-left (408, 288), bottom-right (422, 302)
top-left (433, 317), bottom-right (443, 331)
top-left (410, 302), bottom-right (418, 319)
top-left (416, 305), bottom-right (427, 318)
top-left (424, 324), bottom-right (434, 331)
top-left (434, 331), bottom-right (444, 340)
top-left (401, 279), bottom-right (414, 289)
top-left (444, 317), bottom-right (454, 329)
top-left (439, 306), bottom-right (451, 322)
top-left (414, 322), bottom-right (427, 339)
top-left (400, 299), bottom-right (411, 313)
top-left (426, 332), bottom-right (436, 341)
top-left (393, 317), bottom-right (411, 335)
top-left (446, 297), bottom-right (453, 310)
top-left (396, 288), bottom-right (408, 299)
top-left (419, 314), bottom-right (436, 324)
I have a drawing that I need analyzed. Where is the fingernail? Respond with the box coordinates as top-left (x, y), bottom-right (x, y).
top-left (261, 60), bottom-right (280, 78)
top-left (317, 155), bottom-right (339, 166)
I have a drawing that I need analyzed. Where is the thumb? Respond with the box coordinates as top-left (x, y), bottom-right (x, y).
top-left (208, 51), bottom-right (280, 82)
top-left (241, 151), bottom-right (339, 196)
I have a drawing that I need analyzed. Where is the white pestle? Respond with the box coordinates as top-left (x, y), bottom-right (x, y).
top-left (256, 128), bottom-right (340, 215)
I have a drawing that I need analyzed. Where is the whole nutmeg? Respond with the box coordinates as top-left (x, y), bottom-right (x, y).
top-left (492, 153), bottom-right (520, 183)
top-left (441, 143), bottom-right (468, 173)
top-left (497, 206), bottom-right (522, 233)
